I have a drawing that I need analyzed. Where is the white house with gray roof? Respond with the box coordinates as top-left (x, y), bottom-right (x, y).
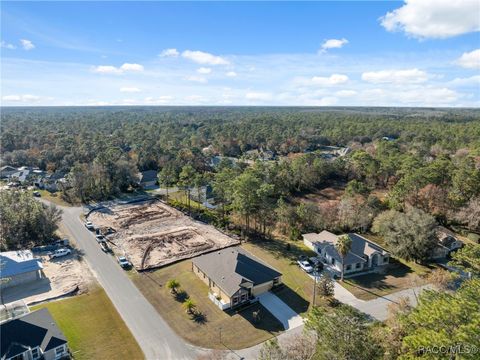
top-left (303, 231), bottom-right (390, 278)
top-left (0, 250), bottom-right (44, 289)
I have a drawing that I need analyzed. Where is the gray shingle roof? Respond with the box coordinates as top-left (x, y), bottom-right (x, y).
top-left (192, 246), bottom-right (281, 296)
top-left (0, 308), bottom-right (67, 359)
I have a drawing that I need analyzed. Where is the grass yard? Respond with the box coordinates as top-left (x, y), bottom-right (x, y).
top-left (242, 237), bottom-right (316, 314)
top-left (36, 189), bottom-right (76, 207)
top-left (131, 260), bottom-right (284, 350)
top-left (340, 258), bottom-right (434, 300)
top-left (32, 287), bottom-right (142, 360)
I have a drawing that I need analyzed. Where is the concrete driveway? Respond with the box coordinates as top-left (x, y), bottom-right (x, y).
top-left (257, 292), bottom-right (303, 330)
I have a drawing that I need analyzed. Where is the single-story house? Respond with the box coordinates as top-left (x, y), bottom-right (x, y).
top-left (192, 247), bottom-right (282, 310)
top-left (303, 231), bottom-right (390, 277)
top-left (0, 250), bottom-right (44, 289)
top-left (35, 172), bottom-right (67, 192)
top-left (0, 166), bottom-right (18, 179)
top-left (431, 226), bottom-right (463, 259)
top-left (138, 170), bottom-right (158, 189)
top-left (1, 308), bottom-right (69, 360)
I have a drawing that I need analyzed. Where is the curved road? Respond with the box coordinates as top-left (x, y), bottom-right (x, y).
top-left (59, 205), bottom-right (195, 360)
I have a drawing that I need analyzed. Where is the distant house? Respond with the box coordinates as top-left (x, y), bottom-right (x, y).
top-left (0, 250), bottom-right (44, 289)
top-left (0, 308), bottom-right (69, 360)
top-left (303, 231), bottom-right (390, 278)
top-left (192, 247), bottom-right (282, 310)
top-left (431, 226), bottom-right (463, 260)
top-left (138, 170), bottom-right (158, 189)
top-left (0, 166), bottom-right (18, 179)
top-left (35, 172), bottom-right (67, 192)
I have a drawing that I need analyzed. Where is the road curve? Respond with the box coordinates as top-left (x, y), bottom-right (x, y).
top-left (59, 205), bottom-right (195, 360)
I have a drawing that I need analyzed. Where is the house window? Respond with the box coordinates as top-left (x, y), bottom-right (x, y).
top-left (240, 294), bottom-right (247, 302)
top-left (384, 257), bottom-right (389, 263)
top-left (31, 347), bottom-right (40, 359)
top-left (232, 296), bottom-right (238, 304)
top-left (356, 263), bottom-right (361, 269)
top-left (346, 265), bottom-right (351, 271)
top-left (55, 346), bottom-right (65, 358)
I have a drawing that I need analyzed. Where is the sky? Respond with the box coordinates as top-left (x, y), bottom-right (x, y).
top-left (1, 1), bottom-right (479, 107)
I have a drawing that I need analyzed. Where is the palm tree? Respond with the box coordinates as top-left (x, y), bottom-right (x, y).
top-left (335, 235), bottom-right (352, 281)
top-left (183, 298), bottom-right (196, 315)
top-left (166, 279), bottom-right (180, 295)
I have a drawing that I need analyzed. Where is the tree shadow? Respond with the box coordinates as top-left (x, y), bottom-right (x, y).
top-left (247, 236), bottom-right (316, 264)
top-left (174, 290), bottom-right (189, 302)
top-left (271, 285), bottom-right (310, 314)
top-left (191, 311), bottom-right (208, 324)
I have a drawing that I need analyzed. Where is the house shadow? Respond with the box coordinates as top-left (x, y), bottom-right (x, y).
top-left (247, 236), bottom-right (315, 264)
top-left (234, 302), bottom-right (285, 333)
top-left (2, 278), bottom-right (52, 304)
top-left (271, 285), bottom-right (310, 314)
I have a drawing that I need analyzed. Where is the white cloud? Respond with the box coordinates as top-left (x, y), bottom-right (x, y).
top-left (335, 90), bottom-right (357, 97)
top-left (380, 0), bottom-right (480, 39)
top-left (456, 49), bottom-right (480, 69)
top-left (1, 41), bottom-right (16, 49)
top-left (181, 50), bottom-right (229, 65)
top-left (245, 92), bottom-right (273, 101)
top-left (361, 68), bottom-right (428, 84)
top-left (2, 94), bottom-right (42, 103)
top-left (93, 63), bottom-right (144, 74)
top-left (20, 39), bottom-right (35, 50)
top-left (197, 67), bottom-right (212, 74)
top-left (448, 75), bottom-right (480, 86)
top-left (320, 38), bottom-right (348, 52)
top-left (185, 75), bottom-right (208, 83)
top-left (120, 63), bottom-right (144, 72)
top-left (120, 87), bottom-right (141, 93)
top-left (159, 48), bottom-right (179, 57)
top-left (297, 74), bottom-right (349, 86)
top-left (144, 96), bottom-right (174, 104)
top-left (226, 71), bottom-right (237, 77)
top-left (317, 96), bottom-right (339, 106)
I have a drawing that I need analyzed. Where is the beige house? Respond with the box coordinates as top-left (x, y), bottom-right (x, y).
top-left (192, 247), bottom-right (282, 310)
top-left (303, 231), bottom-right (390, 278)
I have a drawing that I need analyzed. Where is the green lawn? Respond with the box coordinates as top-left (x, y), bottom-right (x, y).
top-left (131, 260), bottom-right (284, 350)
top-left (340, 258), bottom-right (437, 301)
top-left (32, 288), bottom-right (143, 360)
top-left (36, 189), bottom-right (76, 207)
top-left (242, 238), bottom-right (316, 314)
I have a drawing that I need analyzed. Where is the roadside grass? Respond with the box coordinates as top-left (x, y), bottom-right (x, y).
top-left (32, 287), bottom-right (142, 360)
top-left (340, 258), bottom-right (435, 301)
top-left (131, 260), bottom-right (284, 350)
top-left (36, 189), bottom-right (75, 207)
top-left (241, 237), bottom-right (316, 314)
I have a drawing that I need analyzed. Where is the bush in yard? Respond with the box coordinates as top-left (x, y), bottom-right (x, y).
top-left (183, 298), bottom-right (196, 315)
top-left (317, 273), bottom-right (335, 299)
top-left (166, 279), bottom-right (180, 295)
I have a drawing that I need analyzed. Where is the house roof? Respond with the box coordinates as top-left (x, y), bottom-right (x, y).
top-left (304, 231), bottom-right (389, 266)
top-left (192, 246), bottom-right (282, 296)
top-left (0, 308), bottom-right (67, 359)
top-left (139, 170), bottom-right (158, 183)
top-left (0, 250), bottom-right (43, 278)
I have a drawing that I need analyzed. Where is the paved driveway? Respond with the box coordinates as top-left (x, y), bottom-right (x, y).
top-left (257, 292), bottom-right (303, 330)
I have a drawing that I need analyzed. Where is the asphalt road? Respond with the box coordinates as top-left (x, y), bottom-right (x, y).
top-left (59, 205), bottom-right (195, 360)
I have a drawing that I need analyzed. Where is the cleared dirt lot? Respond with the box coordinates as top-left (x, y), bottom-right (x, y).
top-left (88, 200), bottom-right (240, 270)
top-left (2, 253), bottom-right (94, 305)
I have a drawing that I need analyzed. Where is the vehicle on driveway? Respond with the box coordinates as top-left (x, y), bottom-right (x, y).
top-left (85, 221), bottom-right (94, 231)
top-left (49, 248), bottom-right (72, 259)
top-left (117, 256), bottom-right (131, 269)
top-left (297, 260), bottom-right (314, 273)
top-left (100, 241), bottom-right (112, 253)
top-left (309, 257), bottom-right (323, 269)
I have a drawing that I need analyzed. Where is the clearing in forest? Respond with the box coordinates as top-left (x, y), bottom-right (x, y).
top-left (88, 200), bottom-right (239, 270)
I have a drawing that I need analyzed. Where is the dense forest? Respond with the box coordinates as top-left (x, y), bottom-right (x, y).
top-left (1, 106), bottom-right (480, 251)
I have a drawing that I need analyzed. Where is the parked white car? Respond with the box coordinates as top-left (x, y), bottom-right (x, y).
top-left (298, 260), bottom-right (314, 273)
top-left (95, 234), bottom-right (106, 243)
top-left (85, 221), bottom-right (94, 230)
top-left (117, 256), bottom-right (131, 269)
top-left (49, 248), bottom-right (71, 259)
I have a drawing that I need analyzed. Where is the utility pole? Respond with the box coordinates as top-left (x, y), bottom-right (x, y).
top-left (312, 265), bottom-right (319, 308)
